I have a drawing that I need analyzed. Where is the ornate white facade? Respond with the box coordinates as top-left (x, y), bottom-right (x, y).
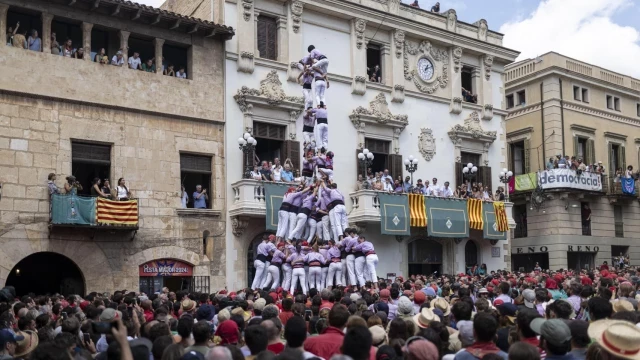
top-left (219, 0), bottom-right (519, 288)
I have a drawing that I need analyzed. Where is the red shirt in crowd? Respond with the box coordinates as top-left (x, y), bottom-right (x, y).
top-left (267, 342), bottom-right (285, 354)
top-left (279, 310), bottom-right (294, 327)
top-left (143, 309), bottom-right (154, 323)
top-left (304, 327), bottom-right (377, 360)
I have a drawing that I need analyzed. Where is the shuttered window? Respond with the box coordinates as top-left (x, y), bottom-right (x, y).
top-left (180, 154), bottom-right (212, 174)
top-left (365, 138), bottom-right (390, 154)
top-left (180, 153), bottom-right (212, 209)
top-left (257, 16), bottom-right (278, 61)
top-left (254, 122), bottom-right (285, 141)
top-left (72, 142), bottom-right (111, 164)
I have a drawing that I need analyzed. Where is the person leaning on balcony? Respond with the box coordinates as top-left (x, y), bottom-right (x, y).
top-left (27, 29), bottom-right (41, 52)
top-left (442, 181), bottom-right (454, 198)
top-left (12, 28), bottom-right (27, 49)
top-left (260, 161), bottom-right (274, 181)
top-left (47, 173), bottom-right (59, 195)
top-left (250, 165), bottom-right (262, 181)
top-left (64, 176), bottom-right (82, 194)
top-left (625, 165), bottom-right (634, 179)
top-left (142, 58), bottom-right (156, 73)
top-left (193, 185), bottom-right (208, 209)
top-left (94, 48), bottom-right (106, 62)
top-left (116, 178), bottom-right (131, 201)
top-left (111, 50), bottom-right (125, 66)
top-left (51, 33), bottom-right (60, 55)
top-left (128, 51), bottom-right (142, 70)
top-left (6, 22), bottom-right (19, 46)
top-left (91, 178), bottom-right (110, 198)
top-left (164, 63), bottom-right (175, 77)
top-left (102, 179), bottom-right (112, 198)
top-left (73, 47), bottom-right (85, 60)
top-left (61, 39), bottom-right (73, 58)
top-left (373, 178), bottom-right (383, 191)
top-left (176, 66), bottom-right (187, 79)
top-left (546, 157), bottom-right (554, 171)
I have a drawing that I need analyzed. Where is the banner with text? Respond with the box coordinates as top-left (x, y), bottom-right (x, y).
top-left (378, 193), bottom-right (411, 236)
top-left (263, 182), bottom-right (289, 231)
top-left (538, 169), bottom-right (602, 191)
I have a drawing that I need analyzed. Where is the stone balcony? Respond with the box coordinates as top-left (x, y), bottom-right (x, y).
top-left (349, 190), bottom-right (382, 223)
top-left (229, 179), bottom-right (267, 218)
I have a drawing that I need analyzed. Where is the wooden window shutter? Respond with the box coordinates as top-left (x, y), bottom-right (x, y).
top-left (507, 143), bottom-right (513, 174)
top-left (389, 154), bottom-right (403, 182)
top-left (524, 139), bottom-right (531, 173)
top-left (608, 142), bottom-right (614, 179)
top-left (586, 139), bottom-right (595, 165)
top-left (481, 166), bottom-right (492, 191)
top-left (180, 154), bottom-right (212, 173)
top-left (257, 16), bottom-right (277, 61)
top-left (620, 146), bottom-right (626, 171)
top-left (356, 149), bottom-right (365, 180)
top-left (72, 142), bottom-right (111, 164)
top-left (573, 136), bottom-right (579, 160)
top-left (283, 140), bottom-right (301, 174)
top-left (455, 162), bottom-right (463, 188)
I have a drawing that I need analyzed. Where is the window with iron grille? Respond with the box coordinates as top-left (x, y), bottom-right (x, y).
top-left (257, 16), bottom-right (278, 61)
top-left (71, 141), bottom-right (111, 196)
top-left (180, 153), bottom-right (212, 209)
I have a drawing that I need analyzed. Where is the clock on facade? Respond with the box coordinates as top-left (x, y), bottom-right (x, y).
top-left (417, 58), bottom-right (434, 81)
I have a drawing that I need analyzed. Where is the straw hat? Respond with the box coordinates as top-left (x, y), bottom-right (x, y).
top-left (412, 307), bottom-right (440, 329)
top-left (14, 330), bottom-right (38, 358)
top-left (613, 300), bottom-right (634, 313)
top-left (432, 298), bottom-right (451, 316)
top-left (589, 319), bottom-right (640, 360)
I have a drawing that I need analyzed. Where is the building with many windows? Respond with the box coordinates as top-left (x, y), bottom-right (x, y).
top-left (166, 0), bottom-right (520, 288)
top-left (505, 52), bottom-right (640, 271)
top-left (0, 0), bottom-right (233, 295)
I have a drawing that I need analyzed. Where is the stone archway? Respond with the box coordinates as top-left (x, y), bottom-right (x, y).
top-left (6, 252), bottom-right (85, 296)
top-left (407, 238), bottom-right (444, 276)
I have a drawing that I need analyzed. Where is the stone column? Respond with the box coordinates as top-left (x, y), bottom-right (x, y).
top-left (350, 18), bottom-right (368, 96)
top-left (449, 46), bottom-right (463, 114)
top-left (276, 17), bottom-right (287, 63)
top-left (253, 11), bottom-right (259, 56)
top-left (286, 1), bottom-right (304, 82)
top-left (82, 22), bottom-right (93, 61)
top-left (236, 0), bottom-right (255, 73)
top-left (390, 29), bottom-right (405, 103)
top-left (41, 13), bottom-right (54, 53)
top-left (480, 54), bottom-right (494, 120)
top-left (153, 38), bottom-right (164, 74)
top-left (542, 76), bottom-right (563, 160)
top-left (119, 30), bottom-right (130, 66)
top-left (381, 44), bottom-right (391, 85)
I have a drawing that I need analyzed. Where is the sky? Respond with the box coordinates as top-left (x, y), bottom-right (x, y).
top-left (138, 0), bottom-right (640, 78)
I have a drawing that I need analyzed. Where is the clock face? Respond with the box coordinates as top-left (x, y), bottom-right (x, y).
top-left (417, 58), bottom-right (434, 81)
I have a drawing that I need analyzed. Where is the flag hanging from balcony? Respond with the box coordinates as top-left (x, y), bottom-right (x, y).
top-left (263, 182), bottom-right (289, 231)
top-left (409, 194), bottom-right (427, 227)
top-left (621, 178), bottom-right (636, 195)
top-left (378, 193), bottom-right (410, 236)
top-left (493, 201), bottom-right (509, 232)
top-left (482, 202), bottom-right (507, 240)
top-left (515, 173), bottom-right (537, 191)
top-left (426, 198), bottom-right (469, 238)
top-left (96, 198), bottom-right (139, 226)
top-left (50, 193), bottom-right (96, 225)
top-left (467, 198), bottom-right (483, 230)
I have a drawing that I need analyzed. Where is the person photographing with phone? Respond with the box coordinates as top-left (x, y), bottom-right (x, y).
top-left (193, 185), bottom-right (208, 209)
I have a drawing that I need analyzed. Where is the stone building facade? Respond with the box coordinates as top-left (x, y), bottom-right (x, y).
top-left (0, 0), bottom-right (233, 295)
top-left (505, 52), bottom-right (640, 271)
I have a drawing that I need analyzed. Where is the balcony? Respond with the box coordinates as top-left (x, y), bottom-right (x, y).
top-left (49, 193), bottom-right (139, 239)
top-left (229, 179), bottom-right (267, 218)
top-left (603, 176), bottom-right (639, 203)
top-left (349, 190), bottom-right (382, 224)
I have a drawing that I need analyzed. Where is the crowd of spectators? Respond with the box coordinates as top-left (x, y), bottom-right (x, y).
top-left (249, 158), bottom-right (297, 183)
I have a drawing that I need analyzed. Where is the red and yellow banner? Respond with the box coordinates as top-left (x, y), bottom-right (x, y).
top-left (409, 194), bottom-right (427, 227)
top-left (493, 201), bottom-right (509, 232)
top-left (96, 198), bottom-right (139, 226)
top-left (467, 198), bottom-right (484, 230)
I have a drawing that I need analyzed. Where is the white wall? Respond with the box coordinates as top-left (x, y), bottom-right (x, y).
top-left (301, 21), bottom-right (352, 77)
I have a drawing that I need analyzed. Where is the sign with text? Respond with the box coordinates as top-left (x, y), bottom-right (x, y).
top-left (538, 169), bottom-right (602, 191)
top-left (139, 259), bottom-right (193, 277)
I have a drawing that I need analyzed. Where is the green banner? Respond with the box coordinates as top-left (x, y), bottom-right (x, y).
top-left (482, 202), bottom-right (507, 240)
top-left (378, 193), bottom-right (410, 236)
top-left (263, 182), bottom-right (290, 231)
top-left (51, 193), bottom-right (96, 225)
top-left (515, 173), bottom-right (537, 191)
top-left (426, 198), bottom-right (469, 238)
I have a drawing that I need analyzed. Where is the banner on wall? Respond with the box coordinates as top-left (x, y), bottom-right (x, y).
top-left (538, 169), bottom-right (602, 191)
top-left (426, 198), bottom-right (469, 238)
top-left (263, 183), bottom-right (290, 231)
top-left (378, 193), bottom-right (410, 236)
top-left (482, 202), bottom-right (507, 240)
top-left (139, 259), bottom-right (193, 277)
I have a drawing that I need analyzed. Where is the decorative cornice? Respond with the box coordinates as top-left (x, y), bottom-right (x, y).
top-left (231, 216), bottom-right (250, 236)
top-left (507, 127), bottom-right (533, 139)
top-left (569, 124), bottom-right (596, 134)
top-left (234, 70), bottom-right (304, 113)
top-left (349, 92), bottom-right (408, 129)
top-left (290, 1), bottom-right (303, 33)
top-left (563, 101), bottom-right (640, 128)
top-left (506, 103), bottom-right (541, 119)
top-left (448, 111), bottom-right (497, 143)
top-left (604, 132), bottom-right (628, 141)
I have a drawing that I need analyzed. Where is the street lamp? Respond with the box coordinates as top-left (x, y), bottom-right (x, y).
top-left (499, 167), bottom-right (514, 201)
top-left (462, 163), bottom-right (478, 183)
top-left (357, 149), bottom-right (375, 180)
top-left (404, 155), bottom-right (419, 185)
top-left (238, 132), bottom-right (258, 179)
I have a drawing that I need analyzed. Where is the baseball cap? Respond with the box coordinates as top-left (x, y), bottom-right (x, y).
top-left (522, 289), bottom-right (535, 308)
top-left (530, 318), bottom-right (572, 347)
top-left (99, 308), bottom-right (122, 322)
top-left (0, 329), bottom-right (24, 347)
top-left (181, 350), bottom-right (205, 360)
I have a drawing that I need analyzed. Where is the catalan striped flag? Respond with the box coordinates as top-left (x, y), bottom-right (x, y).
top-left (96, 198), bottom-right (139, 226)
top-left (493, 201), bottom-right (509, 232)
top-left (467, 198), bottom-right (484, 230)
top-left (409, 194), bottom-right (427, 227)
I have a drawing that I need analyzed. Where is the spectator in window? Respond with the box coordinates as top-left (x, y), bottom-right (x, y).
top-left (383, 178), bottom-right (393, 192)
top-left (380, 169), bottom-right (393, 185)
top-left (373, 179), bottom-right (383, 191)
top-left (393, 179), bottom-right (403, 193)
top-left (260, 161), bottom-right (273, 181)
top-left (61, 39), bottom-right (73, 57)
top-left (64, 176), bottom-right (82, 194)
top-left (27, 29), bottom-right (41, 52)
top-left (12, 27), bottom-right (27, 49)
top-left (181, 185), bottom-right (189, 208)
top-left (462, 87), bottom-right (477, 103)
top-left (482, 186), bottom-right (492, 201)
top-left (50, 33), bottom-right (60, 55)
top-left (94, 48), bottom-right (106, 62)
top-left (282, 160), bottom-right (295, 182)
top-left (409, 0), bottom-right (420, 8)
top-left (47, 173), bottom-right (59, 195)
top-left (111, 50), bottom-right (125, 66)
top-left (495, 187), bottom-right (505, 201)
top-left (430, 2), bottom-right (440, 12)
top-left (164, 63), bottom-right (175, 76)
top-left (142, 58), bottom-right (156, 72)
top-left (250, 165), bottom-right (262, 180)
top-left (102, 179), bottom-right (112, 198)
top-left (625, 165), bottom-right (634, 179)
top-left (429, 178), bottom-right (441, 197)
top-left (193, 185), bottom-right (208, 209)
top-left (368, 65), bottom-right (381, 83)
top-left (91, 178), bottom-right (110, 198)
top-left (73, 47), bottom-right (85, 60)
top-left (403, 176), bottom-right (412, 192)
top-left (128, 51), bottom-right (142, 70)
top-left (116, 178), bottom-right (131, 200)
top-left (581, 203), bottom-right (591, 227)
top-left (6, 22), bottom-right (19, 46)
top-left (546, 157), bottom-right (554, 170)
top-left (273, 162), bottom-right (283, 182)
top-left (442, 181), bottom-right (454, 198)
top-left (176, 66), bottom-right (187, 79)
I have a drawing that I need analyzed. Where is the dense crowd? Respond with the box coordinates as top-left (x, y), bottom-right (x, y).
top-left (2, 263), bottom-right (640, 360)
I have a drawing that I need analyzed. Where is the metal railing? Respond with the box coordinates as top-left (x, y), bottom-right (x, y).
top-left (604, 176), bottom-right (639, 197)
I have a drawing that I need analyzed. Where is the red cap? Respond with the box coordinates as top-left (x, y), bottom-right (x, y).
top-left (617, 277), bottom-right (626, 283)
top-left (79, 301), bottom-right (90, 311)
top-left (269, 292), bottom-right (278, 300)
top-left (276, 287), bottom-right (283, 294)
top-left (219, 290), bottom-right (228, 295)
top-left (581, 276), bottom-right (593, 286)
top-left (268, 234), bottom-right (276, 241)
top-left (301, 241), bottom-right (309, 246)
top-left (545, 278), bottom-right (557, 290)
top-left (487, 286), bottom-right (494, 292)
top-left (380, 289), bottom-right (390, 299)
top-left (491, 279), bottom-right (500, 286)
top-left (413, 291), bottom-right (426, 304)
top-left (494, 299), bottom-right (504, 306)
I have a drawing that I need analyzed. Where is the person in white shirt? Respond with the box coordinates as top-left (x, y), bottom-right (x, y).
top-left (250, 165), bottom-right (262, 180)
top-left (111, 51), bottom-right (125, 66)
top-left (128, 51), bottom-right (142, 70)
top-left (428, 178), bottom-right (441, 197)
top-left (383, 178), bottom-right (394, 192)
top-left (176, 66), bottom-right (187, 79)
top-left (441, 181), bottom-right (454, 197)
top-left (380, 169), bottom-right (393, 185)
top-left (181, 185), bottom-right (189, 208)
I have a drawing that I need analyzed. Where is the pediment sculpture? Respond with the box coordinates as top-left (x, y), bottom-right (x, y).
top-left (349, 93), bottom-right (408, 128)
top-left (448, 111), bottom-right (497, 143)
top-left (234, 70), bottom-right (304, 113)
top-left (418, 128), bottom-right (436, 161)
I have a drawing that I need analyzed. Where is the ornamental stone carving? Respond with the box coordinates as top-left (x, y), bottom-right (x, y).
top-left (477, 19), bottom-right (488, 41)
top-left (418, 128), bottom-right (436, 161)
top-left (448, 111), bottom-right (497, 143)
top-left (290, 1), bottom-right (303, 33)
top-left (355, 19), bottom-right (367, 50)
top-left (392, 84), bottom-right (405, 103)
top-left (231, 216), bottom-right (249, 236)
top-left (238, 51), bottom-right (255, 73)
top-left (482, 104), bottom-right (494, 121)
top-left (449, 97), bottom-right (462, 115)
top-left (403, 40), bottom-right (449, 93)
top-left (241, 0), bottom-right (253, 21)
top-left (394, 30), bottom-right (405, 59)
top-left (352, 75), bottom-right (367, 96)
top-left (446, 9), bottom-right (457, 32)
top-left (483, 55), bottom-right (494, 80)
top-left (234, 70), bottom-right (304, 113)
top-left (350, 93), bottom-right (408, 127)
top-left (452, 46), bottom-right (462, 73)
